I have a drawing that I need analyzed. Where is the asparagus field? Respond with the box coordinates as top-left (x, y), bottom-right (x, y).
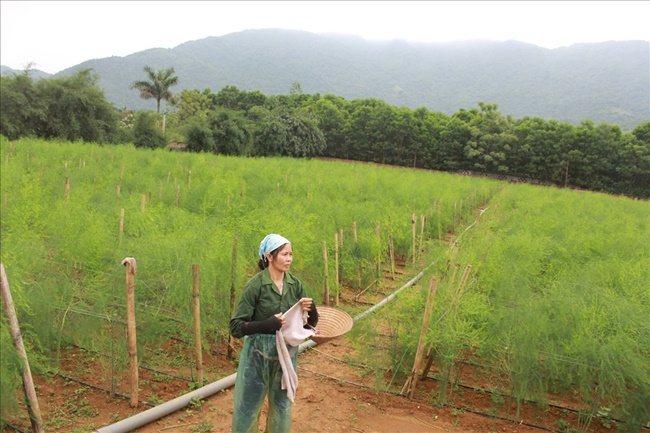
top-left (1, 137), bottom-right (648, 432)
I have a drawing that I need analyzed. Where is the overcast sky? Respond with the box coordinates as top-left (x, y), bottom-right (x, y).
top-left (1, 1), bottom-right (648, 74)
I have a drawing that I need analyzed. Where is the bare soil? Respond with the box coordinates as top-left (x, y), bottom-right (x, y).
top-left (2, 261), bottom-right (622, 433)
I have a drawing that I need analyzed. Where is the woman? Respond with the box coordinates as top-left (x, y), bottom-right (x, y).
top-left (229, 233), bottom-right (318, 433)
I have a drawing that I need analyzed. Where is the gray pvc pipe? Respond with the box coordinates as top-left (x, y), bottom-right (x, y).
top-left (95, 214), bottom-right (484, 432)
top-left (95, 262), bottom-right (437, 433)
top-left (95, 374), bottom-right (237, 433)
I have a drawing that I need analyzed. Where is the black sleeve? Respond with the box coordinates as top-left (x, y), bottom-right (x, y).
top-left (241, 315), bottom-right (282, 335)
top-left (305, 302), bottom-right (319, 328)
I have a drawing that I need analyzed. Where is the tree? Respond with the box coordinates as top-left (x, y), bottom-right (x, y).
top-left (130, 66), bottom-right (179, 113)
top-left (132, 111), bottom-right (165, 149)
top-left (1, 68), bottom-right (119, 143)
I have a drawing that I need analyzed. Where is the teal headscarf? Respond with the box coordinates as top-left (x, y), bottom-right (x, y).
top-left (259, 234), bottom-right (291, 260)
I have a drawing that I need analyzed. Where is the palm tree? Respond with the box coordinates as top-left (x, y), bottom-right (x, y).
top-left (130, 66), bottom-right (179, 113)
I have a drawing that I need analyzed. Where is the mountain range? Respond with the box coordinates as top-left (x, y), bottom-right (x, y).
top-left (2, 29), bottom-right (648, 130)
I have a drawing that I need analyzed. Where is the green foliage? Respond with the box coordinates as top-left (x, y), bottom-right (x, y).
top-left (51, 32), bottom-right (647, 130)
top-left (173, 85), bottom-right (648, 197)
top-left (132, 111), bottom-right (165, 149)
top-left (130, 66), bottom-right (179, 114)
top-left (0, 69), bottom-right (121, 143)
top-left (0, 137), bottom-right (493, 422)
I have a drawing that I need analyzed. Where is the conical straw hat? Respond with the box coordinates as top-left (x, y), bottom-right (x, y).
top-left (309, 306), bottom-right (353, 344)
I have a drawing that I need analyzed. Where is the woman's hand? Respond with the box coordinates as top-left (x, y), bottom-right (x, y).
top-left (298, 297), bottom-right (313, 312)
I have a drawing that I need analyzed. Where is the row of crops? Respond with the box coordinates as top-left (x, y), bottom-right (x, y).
top-left (1, 137), bottom-right (648, 432)
top-left (0, 137), bottom-right (495, 422)
top-left (351, 183), bottom-right (649, 431)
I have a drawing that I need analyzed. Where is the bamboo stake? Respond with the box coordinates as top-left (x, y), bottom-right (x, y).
top-left (176, 186), bottom-right (181, 207)
top-left (449, 262), bottom-right (461, 288)
top-left (167, 171), bottom-right (171, 183)
top-left (65, 176), bottom-right (70, 201)
top-left (455, 265), bottom-right (473, 302)
top-left (188, 170), bottom-right (192, 189)
top-left (192, 264), bottom-right (203, 385)
top-left (140, 194), bottom-right (146, 214)
top-left (334, 233), bottom-right (340, 306)
top-left (418, 215), bottom-right (426, 261)
top-left (228, 235), bottom-right (238, 359)
top-left (401, 278), bottom-right (438, 399)
top-left (120, 166), bottom-right (124, 182)
top-left (119, 208), bottom-right (125, 245)
top-left (376, 222), bottom-right (381, 275)
top-left (353, 222), bottom-right (358, 244)
top-left (322, 241), bottom-right (330, 306)
top-left (388, 231), bottom-right (395, 279)
top-left (412, 213), bottom-right (417, 265)
top-left (1, 263), bottom-right (44, 433)
top-left (339, 228), bottom-right (344, 249)
top-left (116, 184), bottom-right (121, 199)
top-left (120, 258), bottom-right (138, 408)
top-left (437, 202), bottom-right (442, 240)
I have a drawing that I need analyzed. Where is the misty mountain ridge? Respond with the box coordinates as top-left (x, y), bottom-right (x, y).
top-left (2, 29), bottom-right (648, 130)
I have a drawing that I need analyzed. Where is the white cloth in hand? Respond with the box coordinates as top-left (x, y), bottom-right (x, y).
top-left (276, 301), bottom-right (315, 403)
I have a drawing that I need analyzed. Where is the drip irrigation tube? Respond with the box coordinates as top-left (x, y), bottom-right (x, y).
top-left (94, 262), bottom-right (431, 433)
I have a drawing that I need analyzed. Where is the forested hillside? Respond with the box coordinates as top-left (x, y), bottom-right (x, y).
top-left (3, 30), bottom-right (647, 130)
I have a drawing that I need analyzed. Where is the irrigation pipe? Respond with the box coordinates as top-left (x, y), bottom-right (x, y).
top-left (93, 266), bottom-right (432, 433)
top-left (95, 214), bottom-right (487, 433)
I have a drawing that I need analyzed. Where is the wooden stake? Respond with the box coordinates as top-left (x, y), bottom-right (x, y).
top-left (192, 264), bottom-right (203, 385)
top-left (322, 241), bottom-right (330, 306)
top-left (1, 263), bottom-right (44, 433)
top-left (119, 208), bottom-right (125, 245)
top-left (450, 262), bottom-right (461, 288)
top-left (120, 166), bottom-right (124, 182)
top-left (412, 213), bottom-right (417, 265)
top-left (376, 222), bottom-right (381, 274)
top-left (121, 258), bottom-right (139, 408)
top-left (140, 194), bottom-right (146, 214)
top-left (455, 264), bottom-right (473, 303)
top-left (388, 231), bottom-right (395, 279)
top-left (65, 176), bottom-right (70, 201)
top-left (402, 278), bottom-right (438, 399)
top-left (116, 184), bottom-right (121, 199)
top-left (353, 222), bottom-right (358, 244)
top-left (437, 202), bottom-right (442, 240)
top-left (418, 215), bottom-right (426, 261)
top-left (228, 235), bottom-right (238, 359)
top-left (188, 170), bottom-right (192, 189)
top-left (176, 186), bottom-right (180, 207)
top-left (339, 228), bottom-right (344, 249)
top-left (334, 233), bottom-right (340, 306)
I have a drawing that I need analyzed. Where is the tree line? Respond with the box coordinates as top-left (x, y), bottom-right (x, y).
top-left (1, 67), bottom-right (648, 198)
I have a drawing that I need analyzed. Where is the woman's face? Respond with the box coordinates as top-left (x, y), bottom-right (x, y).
top-left (268, 243), bottom-right (293, 273)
